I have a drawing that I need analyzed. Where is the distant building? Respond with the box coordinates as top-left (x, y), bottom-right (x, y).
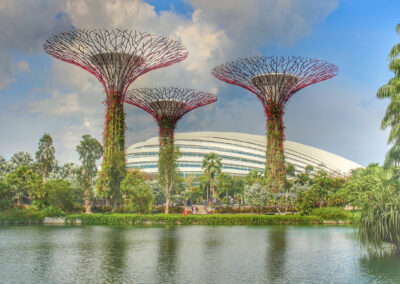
top-left (127, 132), bottom-right (362, 177)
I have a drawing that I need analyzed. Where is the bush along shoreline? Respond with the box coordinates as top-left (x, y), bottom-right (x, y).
top-left (65, 213), bottom-right (323, 226)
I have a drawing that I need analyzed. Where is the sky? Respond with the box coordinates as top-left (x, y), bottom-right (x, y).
top-left (0, 0), bottom-right (399, 167)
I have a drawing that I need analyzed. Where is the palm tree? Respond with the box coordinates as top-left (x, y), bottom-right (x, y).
top-left (202, 152), bottom-right (222, 199)
top-left (377, 24), bottom-right (400, 167)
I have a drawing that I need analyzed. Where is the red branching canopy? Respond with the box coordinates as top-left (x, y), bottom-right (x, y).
top-left (125, 87), bottom-right (217, 124)
top-left (212, 56), bottom-right (338, 109)
top-left (43, 28), bottom-right (189, 96)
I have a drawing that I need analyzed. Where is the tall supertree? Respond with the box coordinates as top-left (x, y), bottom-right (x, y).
top-left (125, 87), bottom-right (217, 213)
top-left (212, 56), bottom-right (338, 192)
top-left (44, 29), bottom-right (188, 210)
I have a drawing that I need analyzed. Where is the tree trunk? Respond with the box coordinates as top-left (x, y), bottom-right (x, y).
top-left (84, 188), bottom-right (91, 214)
top-left (211, 173), bottom-right (215, 198)
top-left (165, 187), bottom-right (170, 214)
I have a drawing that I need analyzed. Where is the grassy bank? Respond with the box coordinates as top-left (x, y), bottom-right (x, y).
top-left (65, 213), bottom-right (323, 226)
top-left (0, 209), bottom-right (43, 225)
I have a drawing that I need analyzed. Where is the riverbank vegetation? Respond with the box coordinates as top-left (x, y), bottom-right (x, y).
top-left (65, 213), bottom-right (322, 226)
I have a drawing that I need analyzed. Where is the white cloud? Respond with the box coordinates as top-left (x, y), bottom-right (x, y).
top-left (1, 0), bottom-right (340, 163)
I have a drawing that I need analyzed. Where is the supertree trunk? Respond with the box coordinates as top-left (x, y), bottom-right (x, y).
top-left (98, 89), bottom-right (126, 211)
top-left (158, 119), bottom-right (176, 214)
top-left (265, 106), bottom-right (285, 193)
top-left (212, 56), bottom-right (338, 196)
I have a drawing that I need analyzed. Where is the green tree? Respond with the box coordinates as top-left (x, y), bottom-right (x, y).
top-left (45, 179), bottom-right (76, 212)
top-left (5, 166), bottom-right (42, 206)
top-left (0, 156), bottom-right (9, 177)
top-left (216, 172), bottom-right (233, 202)
top-left (244, 169), bottom-right (264, 186)
top-left (35, 133), bottom-right (56, 184)
top-left (158, 143), bottom-right (182, 214)
top-left (76, 135), bottom-right (103, 214)
top-left (377, 24), bottom-right (400, 167)
top-left (202, 152), bottom-right (222, 199)
top-left (286, 163), bottom-right (296, 178)
top-left (305, 165), bottom-right (314, 175)
top-left (0, 177), bottom-right (12, 210)
top-left (8, 151), bottom-right (34, 172)
top-left (121, 170), bottom-right (154, 214)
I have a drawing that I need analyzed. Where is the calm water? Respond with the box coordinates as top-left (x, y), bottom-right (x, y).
top-left (0, 225), bottom-right (400, 283)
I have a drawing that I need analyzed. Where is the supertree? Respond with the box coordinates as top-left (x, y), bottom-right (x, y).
top-left (125, 87), bottom-right (217, 213)
top-left (212, 56), bottom-right (338, 192)
top-left (44, 29), bottom-right (188, 210)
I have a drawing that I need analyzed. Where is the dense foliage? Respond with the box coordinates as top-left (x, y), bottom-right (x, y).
top-left (66, 213), bottom-right (322, 226)
top-left (121, 169), bottom-right (154, 214)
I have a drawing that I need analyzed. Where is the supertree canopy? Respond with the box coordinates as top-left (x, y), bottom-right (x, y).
top-left (212, 56), bottom-right (338, 192)
top-left (44, 29), bottom-right (188, 209)
top-left (125, 87), bottom-right (217, 213)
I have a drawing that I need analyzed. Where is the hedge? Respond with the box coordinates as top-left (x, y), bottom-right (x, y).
top-left (65, 213), bottom-right (323, 226)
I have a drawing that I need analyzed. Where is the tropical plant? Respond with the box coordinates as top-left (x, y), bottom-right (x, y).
top-left (244, 169), bottom-right (265, 185)
top-left (377, 24), bottom-right (400, 167)
top-left (216, 172), bottom-right (234, 202)
top-left (76, 134), bottom-right (103, 214)
top-left (35, 133), bottom-right (56, 183)
top-left (202, 152), bottom-right (222, 199)
top-left (358, 185), bottom-right (400, 255)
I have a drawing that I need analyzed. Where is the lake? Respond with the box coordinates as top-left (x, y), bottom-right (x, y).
top-left (0, 225), bottom-right (399, 283)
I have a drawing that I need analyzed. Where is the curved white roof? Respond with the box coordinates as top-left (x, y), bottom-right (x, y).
top-left (127, 131), bottom-right (362, 176)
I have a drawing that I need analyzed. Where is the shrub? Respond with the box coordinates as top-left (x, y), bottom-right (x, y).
top-left (41, 206), bottom-right (66, 217)
top-left (311, 207), bottom-right (350, 220)
top-left (0, 207), bottom-right (43, 224)
top-left (243, 184), bottom-right (274, 206)
top-left (65, 213), bottom-right (322, 226)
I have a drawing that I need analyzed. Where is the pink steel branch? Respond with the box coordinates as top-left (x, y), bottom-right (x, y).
top-left (43, 29), bottom-right (189, 97)
top-left (125, 87), bottom-right (217, 144)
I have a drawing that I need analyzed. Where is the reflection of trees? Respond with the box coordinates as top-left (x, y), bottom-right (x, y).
top-left (75, 227), bottom-right (97, 279)
top-left (264, 227), bottom-right (288, 282)
top-left (359, 255), bottom-right (400, 283)
top-left (101, 228), bottom-right (128, 283)
top-left (32, 227), bottom-right (54, 282)
top-left (155, 226), bottom-right (178, 283)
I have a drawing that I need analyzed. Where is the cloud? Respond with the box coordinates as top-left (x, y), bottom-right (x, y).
top-left (188, 0), bottom-right (338, 51)
top-left (0, 0), bottom-right (72, 90)
top-left (1, 0), bottom-right (339, 163)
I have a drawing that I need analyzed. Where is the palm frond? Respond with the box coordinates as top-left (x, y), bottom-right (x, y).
top-left (389, 58), bottom-right (400, 75)
top-left (377, 83), bottom-right (396, 99)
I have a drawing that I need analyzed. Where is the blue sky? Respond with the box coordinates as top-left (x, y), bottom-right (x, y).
top-left (0, 0), bottom-right (399, 167)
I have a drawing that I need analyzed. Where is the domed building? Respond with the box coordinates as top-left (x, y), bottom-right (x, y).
top-left (126, 132), bottom-right (362, 177)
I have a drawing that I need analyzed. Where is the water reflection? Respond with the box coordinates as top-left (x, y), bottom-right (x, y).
top-left (264, 227), bottom-right (288, 283)
top-left (100, 227), bottom-right (128, 283)
top-left (1, 225), bottom-right (400, 283)
top-left (359, 254), bottom-right (400, 283)
top-left (155, 226), bottom-right (179, 283)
